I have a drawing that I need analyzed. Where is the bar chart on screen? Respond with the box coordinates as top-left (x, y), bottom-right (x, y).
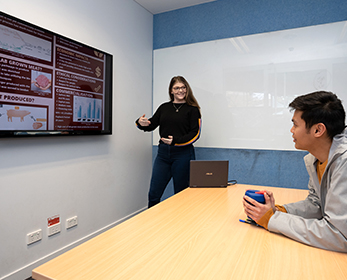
top-left (73, 95), bottom-right (102, 123)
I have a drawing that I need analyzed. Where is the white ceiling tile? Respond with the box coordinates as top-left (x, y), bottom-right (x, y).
top-left (134, 0), bottom-right (216, 14)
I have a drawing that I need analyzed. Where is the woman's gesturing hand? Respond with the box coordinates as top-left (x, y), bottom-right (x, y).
top-left (138, 114), bottom-right (151, 126)
top-left (161, 135), bottom-right (173, 145)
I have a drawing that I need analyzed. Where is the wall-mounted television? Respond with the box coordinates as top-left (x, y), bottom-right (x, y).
top-left (0, 11), bottom-right (112, 137)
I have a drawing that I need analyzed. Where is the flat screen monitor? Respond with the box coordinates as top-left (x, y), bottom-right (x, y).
top-left (0, 11), bottom-right (112, 137)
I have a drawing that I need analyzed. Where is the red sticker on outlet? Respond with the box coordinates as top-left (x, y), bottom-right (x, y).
top-left (48, 215), bottom-right (60, 226)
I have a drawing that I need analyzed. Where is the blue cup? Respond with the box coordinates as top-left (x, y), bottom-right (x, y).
top-left (245, 190), bottom-right (265, 221)
top-left (245, 190), bottom-right (265, 205)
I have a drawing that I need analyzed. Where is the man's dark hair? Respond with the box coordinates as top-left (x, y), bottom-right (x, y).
top-left (289, 91), bottom-right (346, 140)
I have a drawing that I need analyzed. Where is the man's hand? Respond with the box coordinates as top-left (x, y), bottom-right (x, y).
top-left (243, 191), bottom-right (275, 222)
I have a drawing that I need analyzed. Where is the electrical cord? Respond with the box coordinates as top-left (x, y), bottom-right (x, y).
top-left (227, 179), bottom-right (237, 186)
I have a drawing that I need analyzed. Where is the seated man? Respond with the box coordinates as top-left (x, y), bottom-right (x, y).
top-left (243, 91), bottom-right (347, 252)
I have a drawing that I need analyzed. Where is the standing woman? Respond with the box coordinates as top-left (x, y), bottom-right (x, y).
top-left (136, 76), bottom-right (202, 207)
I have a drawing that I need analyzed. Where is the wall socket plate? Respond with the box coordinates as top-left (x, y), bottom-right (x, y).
top-left (66, 216), bottom-right (78, 229)
top-left (48, 223), bottom-right (61, 237)
top-left (27, 229), bottom-right (42, 245)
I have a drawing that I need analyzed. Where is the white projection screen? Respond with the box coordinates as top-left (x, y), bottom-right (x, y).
top-left (153, 21), bottom-right (347, 150)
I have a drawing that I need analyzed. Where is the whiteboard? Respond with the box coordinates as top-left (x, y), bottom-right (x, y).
top-left (153, 21), bottom-right (347, 150)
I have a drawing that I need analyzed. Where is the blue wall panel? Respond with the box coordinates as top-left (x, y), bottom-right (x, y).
top-left (194, 147), bottom-right (309, 188)
top-left (154, 0), bottom-right (347, 49)
top-left (153, 146), bottom-right (309, 201)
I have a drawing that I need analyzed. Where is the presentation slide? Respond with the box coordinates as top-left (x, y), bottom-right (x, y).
top-left (154, 21), bottom-right (347, 150)
top-left (0, 13), bottom-right (106, 131)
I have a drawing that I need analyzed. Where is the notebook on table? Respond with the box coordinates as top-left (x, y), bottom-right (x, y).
top-left (189, 160), bottom-right (229, 188)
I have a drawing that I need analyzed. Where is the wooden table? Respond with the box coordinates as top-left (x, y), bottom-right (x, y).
top-left (32, 184), bottom-right (347, 280)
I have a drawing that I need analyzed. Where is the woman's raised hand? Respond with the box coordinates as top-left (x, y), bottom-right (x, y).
top-left (138, 114), bottom-right (151, 126)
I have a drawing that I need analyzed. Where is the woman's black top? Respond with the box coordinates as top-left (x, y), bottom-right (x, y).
top-left (136, 101), bottom-right (201, 146)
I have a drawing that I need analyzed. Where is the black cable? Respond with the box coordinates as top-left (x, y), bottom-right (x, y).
top-left (227, 179), bottom-right (237, 185)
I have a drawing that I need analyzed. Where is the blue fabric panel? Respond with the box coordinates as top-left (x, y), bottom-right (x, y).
top-left (194, 147), bottom-right (309, 189)
top-left (152, 146), bottom-right (309, 201)
top-left (154, 0), bottom-right (347, 49)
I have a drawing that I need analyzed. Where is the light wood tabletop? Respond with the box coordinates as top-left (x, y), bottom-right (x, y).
top-left (32, 184), bottom-right (347, 280)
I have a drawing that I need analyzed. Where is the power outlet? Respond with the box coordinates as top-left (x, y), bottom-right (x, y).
top-left (27, 229), bottom-right (42, 245)
top-left (48, 223), bottom-right (61, 237)
top-left (66, 216), bottom-right (78, 229)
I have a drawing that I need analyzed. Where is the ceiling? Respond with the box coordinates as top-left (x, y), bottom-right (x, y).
top-left (134, 0), bottom-right (216, 14)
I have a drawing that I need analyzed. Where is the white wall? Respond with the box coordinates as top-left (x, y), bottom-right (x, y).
top-left (0, 1), bottom-right (153, 279)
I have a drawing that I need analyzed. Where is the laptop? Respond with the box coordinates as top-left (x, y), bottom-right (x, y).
top-left (189, 160), bottom-right (229, 188)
